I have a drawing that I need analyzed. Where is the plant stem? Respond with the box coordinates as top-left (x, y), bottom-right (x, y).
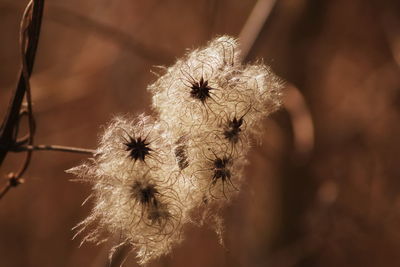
top-left (12, 145), bottom-right (96, 155)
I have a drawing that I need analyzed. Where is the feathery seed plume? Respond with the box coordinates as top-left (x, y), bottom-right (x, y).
top-left (68, 35), bottom-right (284, 265)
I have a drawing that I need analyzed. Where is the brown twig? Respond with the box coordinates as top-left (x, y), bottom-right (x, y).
top-left (12, 144), bottom-right (95, 155)
top-left (0, 0), bottom-right (44, 166)
top-left (238, 0), bottom-right (277, 61)
top-left (0, 184), bottom-right (13, 200)
top-left (284, 85), bottom-right (314, 160)
top-left (0, 0), bottom-right (44, 200)
top-left (17, 0), bottom-right (36, 180)
top-left (0, 173), bottom-right (24, 200)
top-left (0, 184), bottom-right (12, 200)
top-left (238, 0), bottom-right (315, 160)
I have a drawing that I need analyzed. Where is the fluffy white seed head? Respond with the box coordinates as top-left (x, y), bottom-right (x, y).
top-left (68, 115), bottom-right (187, 264)
top-left (148, 36), bottom-right (283, 141)
top-left (68, 35), bottom-right (284, 265)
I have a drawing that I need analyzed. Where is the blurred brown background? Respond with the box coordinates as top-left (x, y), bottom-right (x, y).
top-left (1, 0), bottom-right (400, 266)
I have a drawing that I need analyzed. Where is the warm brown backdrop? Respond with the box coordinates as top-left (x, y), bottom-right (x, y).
top-left (1, 0), bottom-right (400, 266)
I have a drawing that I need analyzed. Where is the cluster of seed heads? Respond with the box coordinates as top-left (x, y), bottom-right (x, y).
top-left (67, 36), bottom-right (283, 265)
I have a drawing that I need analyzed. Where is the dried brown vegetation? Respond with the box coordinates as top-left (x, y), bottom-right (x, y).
top-left (1, 0), bottom-right (400, 267)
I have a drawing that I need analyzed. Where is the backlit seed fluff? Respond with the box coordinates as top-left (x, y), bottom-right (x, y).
top-left (68, 35), bottom-right (284, 265)
top-left (67, 115), bottom-right (189, 264)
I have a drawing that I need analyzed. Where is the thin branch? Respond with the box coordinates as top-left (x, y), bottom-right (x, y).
top-left (0, 0), bottom-right (45, 200)
top-left (284, 85), bottom-right (314, 160)
top-left (0, 0), bottom-right (44, 166)
top-left (16, 0), bottom-right (37, 179)
top-left (12, 144), bottom-right (95, 155)
top-left (0, 0), bottom-right (44, 167)
top-left (238, 0), bottom-right (277, 61)
top-left (238, 0), bottom-right (315, 161)
top-left (0, 173), bottom-right (23, 200)
top-left (0, 184), bottom-right (12, 200)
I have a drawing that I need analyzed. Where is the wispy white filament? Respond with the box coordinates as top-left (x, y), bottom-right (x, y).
top-left (67, 35), bottom-right (284, 265)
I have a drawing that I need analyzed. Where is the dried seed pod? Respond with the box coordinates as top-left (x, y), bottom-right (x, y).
top-left (174, 136), bottom-right (189, 170)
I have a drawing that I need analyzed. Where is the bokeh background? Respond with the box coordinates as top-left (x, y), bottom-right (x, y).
top-left (1, 0), bottom-right (400, 266)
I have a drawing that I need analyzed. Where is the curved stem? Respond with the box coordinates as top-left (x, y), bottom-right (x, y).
top-left (17, 0), bottom-right (36, 179)
top-left (0, 0), bottom-right (45, 201)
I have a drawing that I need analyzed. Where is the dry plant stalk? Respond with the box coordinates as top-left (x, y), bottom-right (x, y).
top-left (67, 36), bottom-right (284, 265)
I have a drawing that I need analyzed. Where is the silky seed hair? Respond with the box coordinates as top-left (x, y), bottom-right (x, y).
top-left (86, 114), bottom-right (168, 180)
top-left (68, 35), bottom-right (284, 265)
top-left (67, 115), bottom-right (188, 264)
top-left (148, 36), bottom-right (243, 131)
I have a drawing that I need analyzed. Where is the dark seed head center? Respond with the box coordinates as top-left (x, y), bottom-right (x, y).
top-left (132, 181), bottom-right (158, 206)
top-left (125, 136), bottom-right (152, 161)
top-left (223, 117), bottom-right (244, 143)
top-left (213, 156), bottom-right (231, 182)
top-left (190, 77), bottom-right (213, 103)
